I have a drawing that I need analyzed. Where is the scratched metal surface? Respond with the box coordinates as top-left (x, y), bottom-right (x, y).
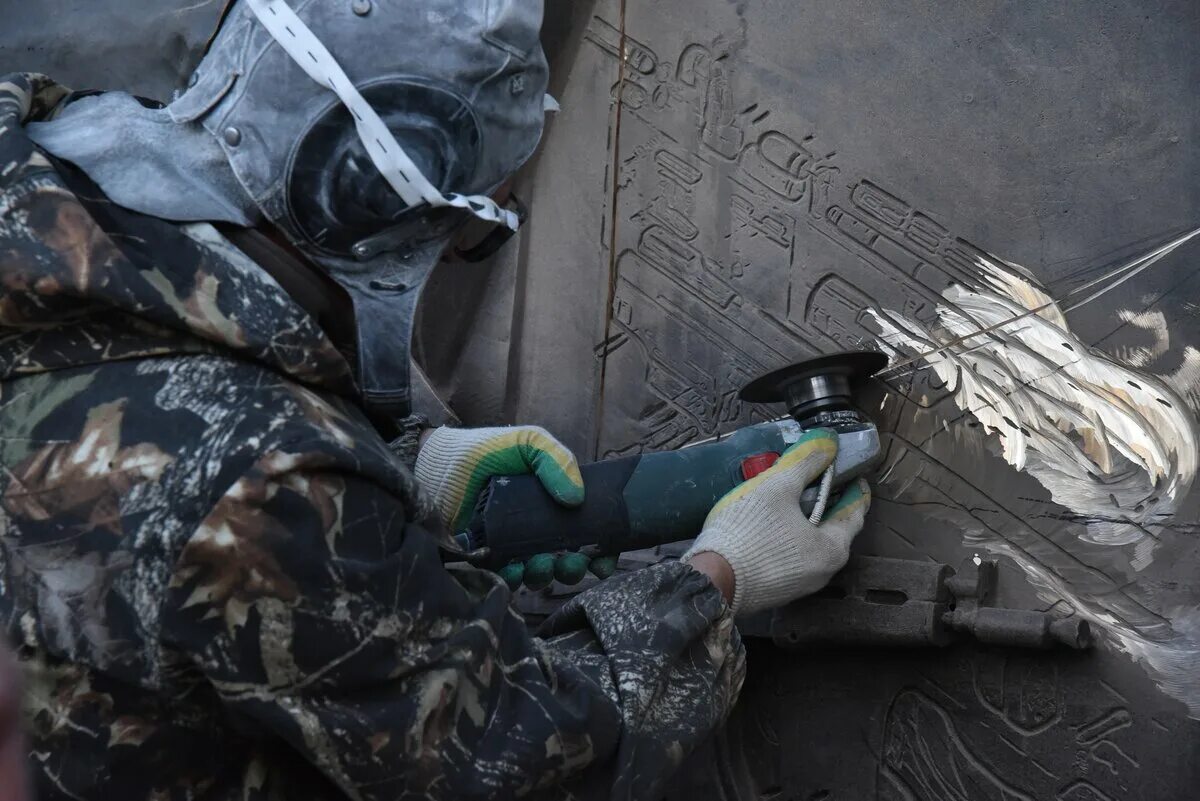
top-left (422, 0), bottom-right (1200, 798)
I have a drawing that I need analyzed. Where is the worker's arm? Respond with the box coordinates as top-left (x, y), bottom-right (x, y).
top-left (162, 444), bottom-right (744, 801)
top-left (0, 643), bottom-right (28, 801)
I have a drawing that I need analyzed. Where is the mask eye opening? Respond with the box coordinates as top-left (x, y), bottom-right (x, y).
top-left (284, 77), bottom-right (483, 257)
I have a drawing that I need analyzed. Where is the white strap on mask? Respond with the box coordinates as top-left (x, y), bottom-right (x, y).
top-left (244, 0), bottom-right (519, 231)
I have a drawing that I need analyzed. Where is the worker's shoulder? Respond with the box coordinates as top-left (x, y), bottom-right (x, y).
top-left (0, 351), bottom-right (400, 535)
top-left (124, 349), bottom-right (394, 478)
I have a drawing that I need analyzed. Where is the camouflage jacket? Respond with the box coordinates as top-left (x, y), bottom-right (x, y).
top-left (0, 74), bottom-right (745, 801)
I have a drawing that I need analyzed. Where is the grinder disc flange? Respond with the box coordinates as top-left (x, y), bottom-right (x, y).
top-left (740, 350), bottom-right (888, 421)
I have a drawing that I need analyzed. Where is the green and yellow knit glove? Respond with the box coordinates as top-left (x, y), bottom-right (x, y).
top-left (415, 425), bottom-right (585, 531)
top-left (416, 426), bottom-right (610, 589)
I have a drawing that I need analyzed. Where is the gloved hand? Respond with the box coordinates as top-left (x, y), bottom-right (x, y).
top-left (414, 425), bottom-right (615, 590)
top-left (682, 428), bottom-right (871, 614)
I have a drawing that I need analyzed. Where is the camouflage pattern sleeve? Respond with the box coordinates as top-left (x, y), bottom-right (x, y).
top-left (539, 567), bottom-right (747, 798)
top-left (164, 446), bottom-right (746, 801)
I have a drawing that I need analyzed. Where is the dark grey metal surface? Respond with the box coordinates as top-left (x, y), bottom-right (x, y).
top-left (422, 1), bottom-right (1200, 798)
top-left (669, 638), bottom-right (1195, 801)
top-left (0, 1), bottom-right (226, 101)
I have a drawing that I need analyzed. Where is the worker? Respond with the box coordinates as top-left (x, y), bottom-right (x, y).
top-left (0, 644), bottom-right (28, 801)
top-left (0, 1), bottom-right (871, 799)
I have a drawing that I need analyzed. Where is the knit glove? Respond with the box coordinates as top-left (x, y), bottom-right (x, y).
top-left (683, 428), bottom-right (871, 614)
top-left (414, 426), bottom-right (617, 589)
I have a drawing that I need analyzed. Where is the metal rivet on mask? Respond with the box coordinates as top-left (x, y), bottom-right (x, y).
top-left (223, 126), bottom-right (242, 147)
top-left (509, 73), bottom-right (527, 96)
top-left (351, 0), bottom-right (371, 15)
top-left (353, 243), bottom-right (371, 258)
top-left (188, 72), bottom-right (199, 88)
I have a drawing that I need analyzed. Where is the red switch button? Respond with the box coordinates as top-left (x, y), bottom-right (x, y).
top-left (741, 452), bottom-right (780, 480)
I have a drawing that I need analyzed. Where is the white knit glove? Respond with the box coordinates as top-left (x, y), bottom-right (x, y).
top-left (683, 428), bottom-right (871, 614)
top-left (414, 425), bottom-right (585, 533)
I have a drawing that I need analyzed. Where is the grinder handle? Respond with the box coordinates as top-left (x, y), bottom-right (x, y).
top-left (465, 456), bottom-right (644, 567)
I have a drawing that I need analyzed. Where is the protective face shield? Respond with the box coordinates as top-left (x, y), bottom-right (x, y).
top-left (170, 0), bottom-right (549, 417)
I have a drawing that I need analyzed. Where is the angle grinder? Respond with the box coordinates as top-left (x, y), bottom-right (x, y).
top-left (461, 350), bottom-right (887, 568)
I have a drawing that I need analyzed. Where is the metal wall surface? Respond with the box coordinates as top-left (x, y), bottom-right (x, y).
top-left (423, 1), bottom-right (1200, 798)
top-left (0, 0), bottom-right (224, 101)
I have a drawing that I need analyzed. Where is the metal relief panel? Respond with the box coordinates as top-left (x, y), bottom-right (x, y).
top-left (551, 2), bottom-right (1200, 798)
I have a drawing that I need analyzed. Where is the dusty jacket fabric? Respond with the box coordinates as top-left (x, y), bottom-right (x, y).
top-left (0, 74), bottom-right (746, 801)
